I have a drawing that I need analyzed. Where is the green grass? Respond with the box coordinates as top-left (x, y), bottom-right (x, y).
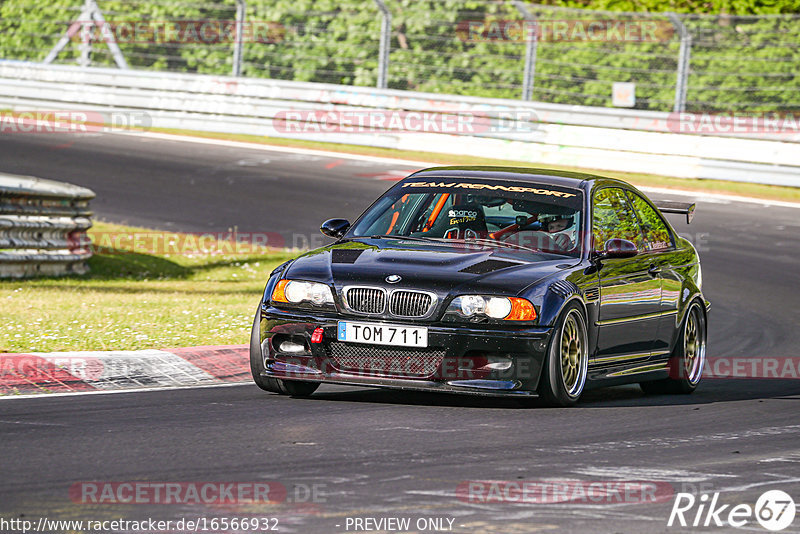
top-left (151, 127), bottom-right (800, 204)
top-left (0, 221), bottom-right (295, 353)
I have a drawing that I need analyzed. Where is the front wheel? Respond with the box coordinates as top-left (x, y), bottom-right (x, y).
top-left (640, 300), bottom-right (706, 395)
top-left (249, 306), bottom-right (319, 397)
top-left (538, 303), bottom-right (589, 407)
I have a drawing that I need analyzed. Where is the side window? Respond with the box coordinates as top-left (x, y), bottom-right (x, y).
top-left (592, 188), bottom-right (644, 250)
top-left (626, 192), bottom-right (674, 251)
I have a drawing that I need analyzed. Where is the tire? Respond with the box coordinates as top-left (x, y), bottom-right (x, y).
top-left (538, 303), bottom-right (589, 407)
top-left (249, 306), bottom-right (320, 397)
top-left (640, 300), bottom-right (706, 395)
top-left (276, 378), bottom-right (319, 397)
top-left (250, 306), bottom-right (283, 393)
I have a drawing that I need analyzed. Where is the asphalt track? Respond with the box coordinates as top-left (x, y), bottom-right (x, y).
top-left (1, 131), bottom-right (800, 533)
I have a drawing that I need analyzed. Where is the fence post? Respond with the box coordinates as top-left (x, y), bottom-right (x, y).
top-left (667, 12), bottom-right (691, 113)
top-left (373, 0), bottom-right (391, 89)
top-left (232, 0), bottom-right (246, 76)
top-left (512, 0), bottom-right (538, 101)
top-left (90, 0), bottom-right (128, 68)
top-left (44, 0), bottom-right (128, 69)
top-left (78, 0), bottom-right (94, 67)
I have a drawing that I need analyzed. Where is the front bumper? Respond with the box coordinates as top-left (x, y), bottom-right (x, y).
top-left (258, 306), bottom-right (553, 396)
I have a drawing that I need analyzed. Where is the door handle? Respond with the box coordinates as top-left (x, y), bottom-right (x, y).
top-left (648, 264), bottom-right (662, 276)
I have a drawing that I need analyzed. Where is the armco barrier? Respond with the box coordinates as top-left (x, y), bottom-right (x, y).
top-left (0, 62), bottom-right (798, 187)
top-left (0, 173), bottom-right (94, 278)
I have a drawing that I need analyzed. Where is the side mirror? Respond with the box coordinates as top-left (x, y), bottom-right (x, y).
top-left (599, 238), bottom-right (638, 259)
top-left (320, 218), bottom-right (350, 239)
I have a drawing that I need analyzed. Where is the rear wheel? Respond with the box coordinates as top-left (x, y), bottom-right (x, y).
top-left (538, 303), bottom-right (589, 407)
top-left (640, 300), bottom-right (706, 395)
top-left (249, 306), bottom-right (319, 397)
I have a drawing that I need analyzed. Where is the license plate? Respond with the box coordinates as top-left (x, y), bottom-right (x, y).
top-left (337, 321), bottom-right (428, 348)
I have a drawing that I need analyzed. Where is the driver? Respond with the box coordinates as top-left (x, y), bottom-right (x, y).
top-left (546, 216), bottom-right (573, 234)
top-left (544, 216), bottom-right (575, 250)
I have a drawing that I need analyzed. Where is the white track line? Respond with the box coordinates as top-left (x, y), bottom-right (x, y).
top-left (0, 381), bottom-right (252, 401)
top-left (117, 130), bottom-right (436, 167)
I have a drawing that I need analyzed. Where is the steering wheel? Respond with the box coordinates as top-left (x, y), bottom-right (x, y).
top-left (553, 233), bottom-right (572, 250)
top-left (488, 216), bottom-right (538, 241)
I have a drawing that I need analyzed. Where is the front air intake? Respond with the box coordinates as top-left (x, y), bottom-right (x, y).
top-left (344, 287), bottom-right (386, 314)
top-left (389, 290), bottom-right (434, 318)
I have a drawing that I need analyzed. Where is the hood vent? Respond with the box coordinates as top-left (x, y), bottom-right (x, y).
top-left (549, 280), bottom-right (580, 298)
top-left (460, 259), bottom-right (521, 275)
top-left (584, 287), bottom-right (600, 301)
top-left (332, 249), bottom-right (365, 264)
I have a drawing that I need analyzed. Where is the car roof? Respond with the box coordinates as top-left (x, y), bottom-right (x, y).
top-left (405, 166), bottom-right (631, 192)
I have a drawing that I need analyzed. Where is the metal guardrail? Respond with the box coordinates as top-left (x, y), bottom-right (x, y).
top-left (0, 173), bottom-right (95, 278)
top-left (4, 1), bottom-right (798, 113)
top-left (0, 62), bottom-right (798, 187)
top-left (6, 60), bottom-right (795, 141)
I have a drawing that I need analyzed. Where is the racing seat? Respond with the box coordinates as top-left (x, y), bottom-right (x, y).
top-left (430, 203), bottom-right (489, 239)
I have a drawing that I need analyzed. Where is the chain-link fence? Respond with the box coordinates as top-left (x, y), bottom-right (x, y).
top-left (0, 0), bottom-right (798, 113)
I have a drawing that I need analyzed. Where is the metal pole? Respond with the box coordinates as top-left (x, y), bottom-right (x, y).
top-left (90, 0), bottom-right (128, 68)
top-left (44, 14), bottom-right (87, 64)
top-left (667, 12), bottom-right (691, 113)
top-left (79, 0), bottom-right (94, 67)
top-left (44, 0), bottom-right (128, 69)
top-left (44, 13), bottom-right (88, 64)
top-left (233, 0), bottom-right (246, 77)
top-left (513, 0), bottom-right (538, 101)
top-left (373, 0), bottom-right (391, 89)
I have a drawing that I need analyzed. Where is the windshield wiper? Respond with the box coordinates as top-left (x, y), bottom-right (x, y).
top-left (368, 234), bottom-right (442, 244)
top-left (366, 235), bottom-right (542, 253)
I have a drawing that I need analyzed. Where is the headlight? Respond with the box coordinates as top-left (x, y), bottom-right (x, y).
top-left (447, 295), bottom-right (536, 321)
top-left (272, 279), bottom-right (334, 307)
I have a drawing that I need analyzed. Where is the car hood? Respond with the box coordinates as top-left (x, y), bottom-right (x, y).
top-left (283, 239), bottom-right (574, 297)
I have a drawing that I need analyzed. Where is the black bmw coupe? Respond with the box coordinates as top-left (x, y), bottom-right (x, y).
top-left (250, 167), bottom-right (708, 406)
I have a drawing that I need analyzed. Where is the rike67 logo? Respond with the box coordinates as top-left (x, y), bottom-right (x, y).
top-left (668, 489), bottom-right (795, 531)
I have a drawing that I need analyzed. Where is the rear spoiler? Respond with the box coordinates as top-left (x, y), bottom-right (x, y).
top-left (653, 200), bottom-right (696, 224)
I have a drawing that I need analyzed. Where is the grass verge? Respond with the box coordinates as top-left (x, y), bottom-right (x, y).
top-left (0, 221), bottom-right (295, 353)
top-left (149, 127), bottom-right (800, 204)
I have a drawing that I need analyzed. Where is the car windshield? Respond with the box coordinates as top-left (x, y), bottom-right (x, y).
top-left (349, 178), bottom-right (584, 258)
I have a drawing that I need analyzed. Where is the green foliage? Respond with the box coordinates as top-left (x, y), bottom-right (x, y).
top-left (0, 0), bottom-right (798, 112)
